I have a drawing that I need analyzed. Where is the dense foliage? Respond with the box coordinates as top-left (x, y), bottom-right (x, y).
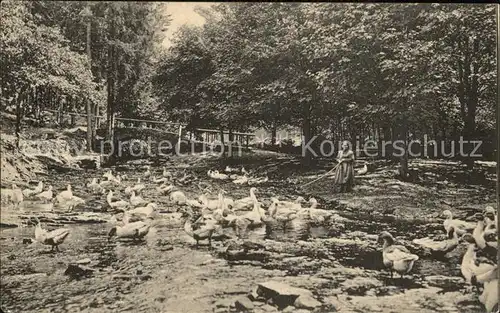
top-left (1, 2), bottom-right (495, 171)
top-left (154, 3), bottom-right (496, 170)
top-left (1, 0), bottom-right (168, 146)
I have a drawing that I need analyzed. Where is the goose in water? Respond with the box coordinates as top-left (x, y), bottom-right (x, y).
top-left (232, 187), bottom-right (259, 211)
top-left (268, 197), bottom-right (298, 231)
top-left (34, 217), bottom-right (70, 252)
top-left (108, 216), bottom-right (152, 241)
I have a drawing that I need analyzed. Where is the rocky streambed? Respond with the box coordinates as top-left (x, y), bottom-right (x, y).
top-left (0, 152), bottom-right (494, 313)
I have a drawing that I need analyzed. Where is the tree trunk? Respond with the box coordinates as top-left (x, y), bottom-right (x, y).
top-left (302, 102), bottom-right (313, 167)
top-left (84, 17), bottom-right (94, 151)
top-left (457, 37), bottom-right (479, 170)
top-left (15, 89), bottom-right (25, 148)
top-left (398, 123), bottom-right (409, 180)
top-left (271, 122), bottom-right (277, 146)
top-left (57, 95), bottom-right (64, 127)
top-left (106, 16), bottom-right (117, 144)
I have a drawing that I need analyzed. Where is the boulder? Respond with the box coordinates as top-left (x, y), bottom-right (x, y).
top-left (257, 281), bottom-right (314, 310)
top-left (64, 264), bottom-right (93, 279)
top-left (294, 294), bottom-right (322, 309)
top-left (234, 296), bottom-right (255, 312)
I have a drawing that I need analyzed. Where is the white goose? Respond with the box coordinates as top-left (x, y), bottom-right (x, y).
top-left (156, 183), bottom-right (175, 195)
top-left (35, 185), bottom-right (53, 203)
top-left (303, 198), bottom-right (334, 223)
top-left (163, 167), bottom-right (172, 178)
top-left (143, 166), bottom-right (152, 179)
top-left (152, 176), bottom-right (169, 184)
top-left (460, 233), bottom-right (496, 286)
top-left (378, 231), bottom-right (419, 279)
top-left (23, 181), bottom-right (44, 198)
top-left (275, 196), bottom-right (306, 211)
top-left (87, 178), bottom-right (104, 193)
top-left (233, 175), bottom-right (249, 185)
top-left (9, 184), bottom-right (24, 210)
top-left (34, 218), bottom-right (70, 252)
top-left (127, 203), bottom-right (158, 221)
top-left (232, 187), bottom-right (259, 211)
top-left (130, 191), bottom-right (147, 207)
top-left (441, 210), bottom-right (476, 236)
top-left (170, 190), bottom-right (187, 205)
top-left (268, 197), bottom-right (298, 230)
top-left (106, 190), bottom-right (130, 211)
top-left (55, 184), bottom-right (73, 205)
top-left (108, 217), bottom-right (152, 241)
top-left (208, 170), bottom-right (229, 180)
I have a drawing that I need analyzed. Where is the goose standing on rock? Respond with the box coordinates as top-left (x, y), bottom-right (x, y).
top-left (34, 217), bottom-right (70, 252)
top-left (378, 231), bottom-right (419, 279)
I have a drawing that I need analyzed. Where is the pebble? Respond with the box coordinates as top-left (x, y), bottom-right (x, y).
top-left (75, 258), bottom-right (91, 265)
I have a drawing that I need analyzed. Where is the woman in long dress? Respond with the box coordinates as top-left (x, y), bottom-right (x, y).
top-left (334, 140), bottom-right (355, 193)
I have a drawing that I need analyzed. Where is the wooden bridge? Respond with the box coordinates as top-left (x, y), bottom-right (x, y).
top-left (43, 109), bottom-right (255, 147)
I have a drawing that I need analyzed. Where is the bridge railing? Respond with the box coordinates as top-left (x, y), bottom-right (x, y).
top-left (40, 109), bottom-right (255, 147)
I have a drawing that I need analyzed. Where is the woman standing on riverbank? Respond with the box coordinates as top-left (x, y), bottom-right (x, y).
top-left (334, 140), bottom-right (355, 193)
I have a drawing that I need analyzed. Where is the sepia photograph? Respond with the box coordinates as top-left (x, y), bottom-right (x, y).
top-left (0, 2), bottom-right (499, 313)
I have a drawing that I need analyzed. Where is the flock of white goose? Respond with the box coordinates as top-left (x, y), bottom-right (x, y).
top-left (1, 165), bottom-right (498, 312)
top-left (379, 207), bottom-right (498, 312)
